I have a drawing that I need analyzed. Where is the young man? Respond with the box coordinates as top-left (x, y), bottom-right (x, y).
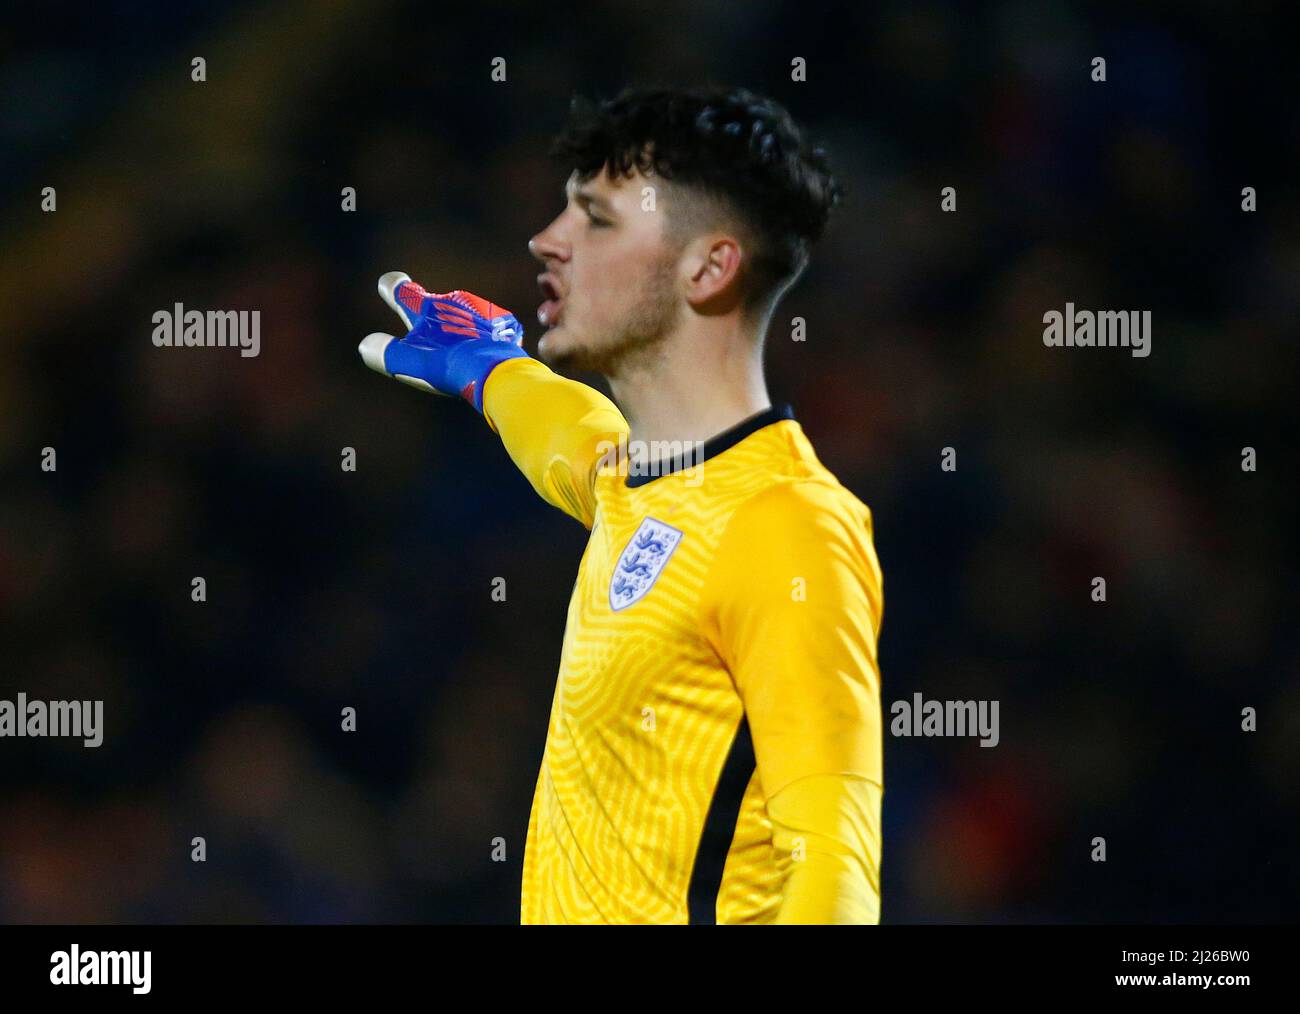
top-left (359, 86), bottom-right (884, 924)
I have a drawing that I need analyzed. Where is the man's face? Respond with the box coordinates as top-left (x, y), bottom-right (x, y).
top-left (529, 166), bottom-right (682, 376)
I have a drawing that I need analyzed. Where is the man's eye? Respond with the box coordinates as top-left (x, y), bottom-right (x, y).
top-left (587, 213), bottom-right (609, 228)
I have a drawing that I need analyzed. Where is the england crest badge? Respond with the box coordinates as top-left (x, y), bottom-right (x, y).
top-left (609, 517), bottom-right (684, 612)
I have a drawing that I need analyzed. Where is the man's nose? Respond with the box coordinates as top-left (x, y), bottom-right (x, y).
top-left (528, 228), bottom-right (566, 264)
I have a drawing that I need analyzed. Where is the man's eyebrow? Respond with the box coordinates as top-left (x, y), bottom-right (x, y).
top-left (565, 181), bottom-right (615, 212)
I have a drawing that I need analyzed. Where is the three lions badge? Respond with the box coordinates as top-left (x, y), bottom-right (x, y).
top-left (610, 517), bottom-right (684, 611)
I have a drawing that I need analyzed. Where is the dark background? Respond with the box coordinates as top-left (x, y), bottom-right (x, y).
top-left (0, 1), bottom-right (1295, 923)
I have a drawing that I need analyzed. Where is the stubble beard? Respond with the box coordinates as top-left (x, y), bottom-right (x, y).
top-left (542, 253), bottom-right (681, 379)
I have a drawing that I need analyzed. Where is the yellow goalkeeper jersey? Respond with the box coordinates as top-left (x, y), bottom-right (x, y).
top-left (483, 358), bottom-right (884, 924)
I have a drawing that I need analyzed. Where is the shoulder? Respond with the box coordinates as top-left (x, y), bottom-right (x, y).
top-left (703, 476), bottom-right (880, 612)
top-left (723, 475), bottom-right (874, 547)
top-left (698, 446), bottom-right (884, 629)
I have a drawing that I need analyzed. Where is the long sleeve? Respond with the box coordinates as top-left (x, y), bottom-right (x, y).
top-left (766, 773), bottom-right (882, 923)
top-left (700, 479), bottom-right (885, 923)
top-left (481, 357), bottom-right (630, 528)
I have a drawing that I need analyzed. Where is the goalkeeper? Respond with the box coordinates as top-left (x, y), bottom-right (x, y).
top-left (360, 86), bottom-right (884, 924)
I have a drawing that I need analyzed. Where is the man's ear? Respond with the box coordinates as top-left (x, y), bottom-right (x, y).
top-left (684, 234), bottom-right (744, 313)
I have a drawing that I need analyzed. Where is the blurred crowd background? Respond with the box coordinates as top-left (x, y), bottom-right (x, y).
top-left (1, 1), bottom-right (1295, 923)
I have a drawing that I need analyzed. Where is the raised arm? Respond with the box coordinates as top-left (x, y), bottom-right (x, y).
top-left (357, 271), bottom-right (628, 527)
top-left (482, 357), bottom-right (628, 528)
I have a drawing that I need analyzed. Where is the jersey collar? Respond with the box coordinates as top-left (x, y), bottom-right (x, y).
top-left (625, 403), bottom-right (796, 488)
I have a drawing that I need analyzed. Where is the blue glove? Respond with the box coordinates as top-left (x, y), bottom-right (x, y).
top-left (358, 271), bottom-right (529, 412)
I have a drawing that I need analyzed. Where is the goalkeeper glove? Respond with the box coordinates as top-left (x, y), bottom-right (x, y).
top-left (358, 271), bottom-right (529, 412)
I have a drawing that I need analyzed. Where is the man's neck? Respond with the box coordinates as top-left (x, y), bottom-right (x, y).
top-left (607, 326), bottom-right (771, 448)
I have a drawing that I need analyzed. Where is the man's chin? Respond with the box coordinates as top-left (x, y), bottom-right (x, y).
top-left (537, 326), bottom-right (589, 371)
top-left (538, 325), bottom-right (664, 378)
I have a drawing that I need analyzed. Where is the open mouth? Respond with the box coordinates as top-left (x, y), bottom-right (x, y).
top-left (537, 274), bottom-right (565, 327)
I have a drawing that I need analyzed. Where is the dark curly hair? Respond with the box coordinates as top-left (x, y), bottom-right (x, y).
top-left (549, 85), bottom-right (842, 321)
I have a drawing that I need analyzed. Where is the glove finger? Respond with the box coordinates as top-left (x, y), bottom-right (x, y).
top-left (444, 291), bottom-right (524, 342)
top-left (378, 271), bottom-right (424, 331)
top-left (442, 289), bottom-right (514, 323)
top-left (381, 338), bottom-right (450, 396)
top-left (358, 332), bottom-right (450, 396)
top-left (358, 332), bottom-right (396, 376)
